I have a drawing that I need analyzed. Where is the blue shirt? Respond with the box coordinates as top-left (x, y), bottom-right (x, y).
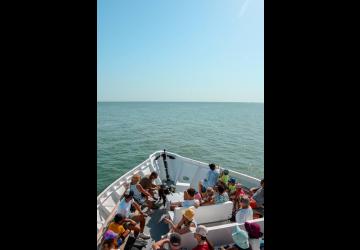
top-left (214, 192), bottom-right (229, 204)
top-left (204, 169), bottom-right (220, 188)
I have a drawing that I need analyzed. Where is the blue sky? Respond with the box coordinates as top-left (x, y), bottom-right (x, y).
top-left (97, 0), bottom-right (263, 102)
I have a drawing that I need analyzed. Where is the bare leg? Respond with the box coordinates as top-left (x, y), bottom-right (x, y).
top-left (131, 214), bottom-right (146, 233)
top-left (127, 223), bottom-right (141, 237)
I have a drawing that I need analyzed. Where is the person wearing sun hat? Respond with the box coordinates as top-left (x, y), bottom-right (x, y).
top-left (163, 207), bottom-right (197, 234)
top-left (219, 225), bottom-right (251, 250)
top-left (192, 225), bottom-right (214, 250)
top-left (231, 225), bottom-right (251, 250)
top-left (152, 232), bottom-right (182, 250)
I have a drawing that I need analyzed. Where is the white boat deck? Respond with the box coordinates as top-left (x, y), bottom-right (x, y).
top-left (97, 151), bottom-right (264, 249)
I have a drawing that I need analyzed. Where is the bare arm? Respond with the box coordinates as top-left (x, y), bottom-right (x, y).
top-left (132, 200), bottom-right (145, 215)
top-left (175, 221), bottom-right (196, 234)
top-left (152, 238), bottom-right (170, 250)
top-left (137, 184), bottom-right (151, 197)
top-left (163, 218), bottom-right (177, 231)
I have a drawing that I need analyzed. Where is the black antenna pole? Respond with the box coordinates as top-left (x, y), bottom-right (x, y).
top-left (162, 149), bottom-right (170, 181)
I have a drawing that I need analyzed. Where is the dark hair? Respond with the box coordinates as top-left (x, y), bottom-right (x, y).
top-left (169, 233), bottom-right (181, 244)
top-left (102, 239), bottom-right (115, 249)
top-left (114, 213), bottom-right (124, 223)
top-left (200, 236), bottom-right (214, 250)
top-left (217, 185), bottom-right (225, 194)
top-left (260, 179), bottom-right (264, 185)
top-left (124, 190), bottom-right (134, 199)
top-left (209, 163), bottom-right (216, 170)
top-left (150, 172), bottom-right (158, 178)
top-left (187, 188), bottom-right (196, 197)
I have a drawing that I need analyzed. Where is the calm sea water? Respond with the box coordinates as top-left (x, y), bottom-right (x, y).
top-left (97, 102), bottom-right (264, 195)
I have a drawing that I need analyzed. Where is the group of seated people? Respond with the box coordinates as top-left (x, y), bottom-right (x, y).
top-left (168, 163), bottom-right (264, 224)
top-left (101, 164), bottom-right (264, 250)
top-left (152, 221), bottom-right (264, 250)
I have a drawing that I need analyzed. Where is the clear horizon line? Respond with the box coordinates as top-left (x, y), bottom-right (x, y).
top-left (97, 100), bottom-right (264, 103)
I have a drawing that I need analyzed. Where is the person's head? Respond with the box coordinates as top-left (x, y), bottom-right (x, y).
top-left (244, 222), bottom-right (263, 239)
top-left (260, 179), bottom-right (264, 187)
top-left (232, 226), bottom-right (249, 249)
top-left (209, 163), bottom-right (216, 171)
top-left (194, 225), bottom-right (214, 250)
top-left (240, 196), bottom-right (250, 209)
top-left (217, 184), bottom-right (225, 194)
top-left (236, 183), bottom-right (242, 190)
top-left (131, 174), bottom-right (141, 184)
top-left (229, 177), bottom-right (236, 185)
top-left (169, 233), bottom-right (182, 250)
top-left (104, 230), bottom-right (118, 241)
top-left (124, 190), bottom-right (134, 202)
top-left (149, 171), bottom-right (158, 180)
top-left (206, 187), bottom-right (214, 196)
top-left (223, 169), bottom-right (229, 175)
top-left (102, 239), bottom-right (115, 250)
top-left (187, 188), bottom-right (196, 198)
top-left (114, 213), bottom-right (124, 224)
top-left (182, 207), bottom-right (195, 222)
top-left (194, 225), bottom-right (208, 241)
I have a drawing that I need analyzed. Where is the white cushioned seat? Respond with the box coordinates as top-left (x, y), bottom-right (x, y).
top-left (180, 218), bottom-right (264, 249)
top-left (168, 201), bottom-right (233, 225)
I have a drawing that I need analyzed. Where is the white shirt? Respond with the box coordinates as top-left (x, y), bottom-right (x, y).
top-left (249, 238), bottom-right (261, 250)
top-left (117, 197), bottom-right (133, 218)
top-left (235, 207), bottom-right (253, 224)
top-left (182, 199), bottom-right (200, 208)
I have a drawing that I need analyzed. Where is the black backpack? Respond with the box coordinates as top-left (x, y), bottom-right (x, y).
top-left (123, 236), bottom-right (148, 250)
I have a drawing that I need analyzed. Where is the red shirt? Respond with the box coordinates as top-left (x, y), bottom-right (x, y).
top-left (192, 242), bottom-right (209, 250)
top-left (235, 189), bottom-right (245, 197)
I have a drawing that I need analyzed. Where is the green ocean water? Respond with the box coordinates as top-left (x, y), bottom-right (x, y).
top-left (97, 102), bottom-right (264, 195)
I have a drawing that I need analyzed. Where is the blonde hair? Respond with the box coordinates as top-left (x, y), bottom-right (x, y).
top-left (131, 174), bottom-right (141, 183)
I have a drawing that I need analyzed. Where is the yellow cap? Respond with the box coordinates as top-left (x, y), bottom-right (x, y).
top-left (183, 207), bottom-right (195, 220)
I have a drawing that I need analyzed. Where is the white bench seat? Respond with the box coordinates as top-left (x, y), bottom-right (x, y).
top-left (167, 201), bottom-right (233, 225)
top-left (180, 218), bottom-right (264, 249)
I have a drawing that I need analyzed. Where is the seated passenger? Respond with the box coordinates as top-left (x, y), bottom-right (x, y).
top-left (194, 190), bottom-right (202, 201)
top-left (140, 171), bottom-right (160, 198)
top-left (170, 188), bottom-right (200, 211)
top-left (200, 187), bottom-right (215, 206)
top-left (101, 238), bottom-right (116, 250)
top-left (250, 179), bottom-right (264, 209)
top-left (192, 225), bottom-right (214, 250)
top-left (218, 169), bottom-right (230, 188)
top-left (213, 185), bottom-right (229, 204)
top-left (152, 232), bottom-right (182, 250)
top-left (163, 207), bottom-right (197, 234)
top-left (235, 196), bottom-right (253, 224)
top-left (102, 229), bottom-right (125, 249)
top-left (116, 190), bottom-right (150, 239)
top-left (130, 174), bottom-right (156, 210)
top-left (232, 183), bottom-right (246, 211)
top-left (250, 179), bottom-right (264, 195)
top-left (245, 222), bottom-right (263, 250)
top-left (227, 178), bottom-right (237, 197)
top-left (198, 163), bottom-right (220, 194)
top-left (221, 225), bottom-right (251, 250)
